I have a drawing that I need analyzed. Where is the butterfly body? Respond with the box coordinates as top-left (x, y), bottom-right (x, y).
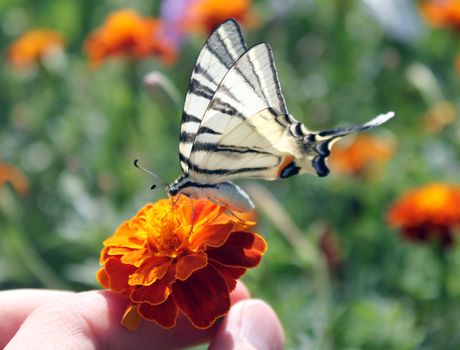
top-left (167, 19), bottom-right (394, 211)
top-left (168, 176), bottom-right (254, 212)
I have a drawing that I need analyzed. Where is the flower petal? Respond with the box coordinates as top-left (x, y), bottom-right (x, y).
top-left (101, 257), bottom-right (136, 293)
top-left (176, 253), bottom-right (208, 281)
top-left (138, 295), bottom-right (179, 329)
top-left (173, 265), bottom-right (230, 329)
top-left (121, 304), bottom-right (142, 331)
top-left (128, 258), bottom-right (170, 286)
top-left (189, 223), bottom-right (234, 250)
top-left (206, 231), bottom-right (266, 268)
top-left (104, 221), bottom-right (145, 249)
top-left (120, 248), bottom-right (150, 267)
top-left (130, 269), bottom-right (176, 305)
top-left (209, 261), bottom-right (246, 291)
top-left (96, 268), bottom-right (110, 288)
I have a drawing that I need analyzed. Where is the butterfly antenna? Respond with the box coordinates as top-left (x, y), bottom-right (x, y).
top-left (133, 159), bottom-right (169, 190)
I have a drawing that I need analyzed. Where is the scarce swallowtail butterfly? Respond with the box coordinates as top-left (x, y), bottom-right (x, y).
top-left (167, 19), bottom-right (394, 212)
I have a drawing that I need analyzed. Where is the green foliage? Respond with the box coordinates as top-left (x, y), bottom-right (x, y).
top-left (1, 0), bottom-right (460, 349)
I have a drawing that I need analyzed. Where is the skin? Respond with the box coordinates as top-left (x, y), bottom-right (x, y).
top-left (1, 281), bottom-right (284, 350)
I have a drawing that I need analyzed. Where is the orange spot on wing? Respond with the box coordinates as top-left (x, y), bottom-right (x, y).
top-left (277, 155), bottom-right (294, 178)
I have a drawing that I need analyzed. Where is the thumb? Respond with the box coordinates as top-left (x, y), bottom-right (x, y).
top-left (209, 299), bottom-right (284, 350)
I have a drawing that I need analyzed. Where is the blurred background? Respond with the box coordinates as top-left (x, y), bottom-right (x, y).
top-left (1, 0), bottom-right (460, 348)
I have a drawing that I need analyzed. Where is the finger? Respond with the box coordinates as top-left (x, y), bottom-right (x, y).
top-left (5, 282), bottom-right (251, 350)
top-left (0, 289), bottom-right (75, 348)
top-left (209, 299), bottom-right (285, 350)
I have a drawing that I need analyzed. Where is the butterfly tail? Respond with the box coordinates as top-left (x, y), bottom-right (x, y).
top-left (306, 111), bottom-right (395, 177)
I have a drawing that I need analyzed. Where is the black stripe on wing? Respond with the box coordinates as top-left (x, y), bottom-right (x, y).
top-left (189, 163), bottom-right (270, 175)
top-left (181, 112), bottom-right (202, 124)
top-left (188, 78), bottom-right (216, 100)
top-left (192, 142), bottom-right (273, 155)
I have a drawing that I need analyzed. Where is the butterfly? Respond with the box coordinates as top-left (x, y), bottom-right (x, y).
top-left (166, 19), bottom-right (394, 212)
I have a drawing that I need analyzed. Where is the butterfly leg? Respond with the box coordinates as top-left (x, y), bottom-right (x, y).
top-left (188, 196), bottom-right (195, 235)
top-left (207, 197), bottom-right (247, 223)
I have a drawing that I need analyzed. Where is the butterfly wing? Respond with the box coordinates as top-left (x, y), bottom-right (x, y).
top-left (179, 19), bottom-right (248, 174)
top-left (185, 43), bottom-right (394, 183)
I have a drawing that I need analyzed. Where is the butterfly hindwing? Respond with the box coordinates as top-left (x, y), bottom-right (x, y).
top-left (179, 19), bottom-right (248, 173)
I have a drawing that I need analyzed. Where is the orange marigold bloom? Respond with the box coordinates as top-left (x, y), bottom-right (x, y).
top-left (387, 183), bottom-right (460, 247)
top-left (97, 196), bottom-right (266, 330)
top-left (0, 162), bottom-right (29, 194)
top-left (7, 29), bottom-right (64, 68)
top-left (420, 0), bottom-right (460, 30)
top-left (85, 10), bottom-right (177, 66)
top-left (185, 0), bottom-right (256, 34)
top-left (329, 135), bottom-right (395, 177)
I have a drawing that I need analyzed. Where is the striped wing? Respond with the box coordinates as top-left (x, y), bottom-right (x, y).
top-left (186, 43), bottom-right (290, 182)
top-left (179, 19), bottom-right (248, 173)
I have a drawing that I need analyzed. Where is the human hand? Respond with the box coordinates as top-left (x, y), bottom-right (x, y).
top-left (1, 281), bottom-right (284, 349)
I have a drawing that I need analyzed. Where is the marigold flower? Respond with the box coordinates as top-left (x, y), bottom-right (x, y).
top-left (329, 135), bottom-right (395, 177)
top-left (0, 162), bottom-right (29, 194)
top-left (97, 196), bottom-right (265, 330)
top-left (7, 29), bottom-right (64, 68)
top-left (85, 9), bottom-right (177, 66)
top-left (420, 0), bottom-right (460, 30)
top-left (387, 183), bottom-right (460, 247)
top-left (184, 0), bottom-right (256, 34)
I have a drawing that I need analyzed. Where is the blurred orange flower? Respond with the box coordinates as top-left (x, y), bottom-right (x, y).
top-left (0, 162), bottom-right (29, 194)
top-left (387, 183), bottom-right (460, 247)
top-left (97, 196), bottom-right (265, 330)
top-left (420, 0), bottom-right (460, 30)
top-left (185, 0), bottom-right (256, 34)
top-left (329, 135), bottom-right (395, 177)
top-left (85, 9), bottom-right (177, 66)
top-left (7, 29), bottom-right (64, 68)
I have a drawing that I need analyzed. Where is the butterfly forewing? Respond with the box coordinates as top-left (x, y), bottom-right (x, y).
top-left (179, 19), bottom-right (248, 173)
top-left (186, 43), bottom-right (291, 181)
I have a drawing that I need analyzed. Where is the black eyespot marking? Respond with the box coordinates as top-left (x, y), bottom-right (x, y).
top-left (312, 156), bottom-right (330, 177)
top-left (305, 134), bottom-right (316, 142)
top-left (315, 141), bottom-right (331, 156)
top-left (280, 162), bottom-right (300, 179)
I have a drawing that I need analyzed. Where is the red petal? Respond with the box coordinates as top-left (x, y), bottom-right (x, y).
top-left (189, 223), bottom-right (233, 250)
top-left (130, 269), bottom-right (176, 305)
top-left (138, 295), bottom-right (179, 329)
top-left (103, 257), bottom-right (137, 293)
top-left (176, 253), bottom-right (207, 281)
top-left (206, 231), bottom-right (266, 268)
top-left (96, 268), bottom-right (110, 288)
top-left (173, 265), bottom-right (230, 329)
top-left (209, 261), bottom-right (246, 291)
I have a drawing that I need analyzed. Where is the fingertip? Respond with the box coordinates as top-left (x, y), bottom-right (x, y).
top-left (230, 280), bottom-right (250, 304)
top-left (209, 299), bottom-right (284, 350)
